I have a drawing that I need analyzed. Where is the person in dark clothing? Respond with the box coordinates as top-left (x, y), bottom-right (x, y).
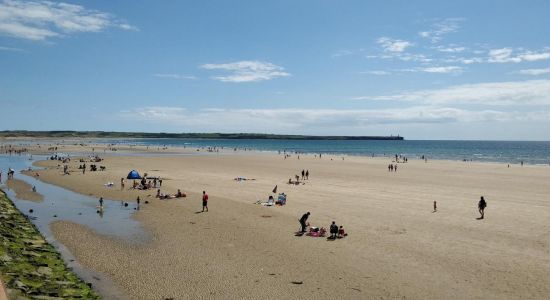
top-left (478, 196), bottom-right (487, 219)
top-left (299, 212), bottom-right (310, 232)
top-left (99, 197), bottom-right (104, 209)
top-left (330, 221), bottom-right (338, 239)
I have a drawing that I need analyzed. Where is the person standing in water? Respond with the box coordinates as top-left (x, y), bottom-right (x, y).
top-left (99, 197), bottom-right (104, 209)
top-left (478, 196), bottom-right (487, 219)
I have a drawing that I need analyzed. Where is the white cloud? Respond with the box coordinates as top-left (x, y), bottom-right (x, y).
top-left (0, 0), bottom-right (136, 41)
top-left (488, 48), bottom-right (520, 63)
top-left (361, 70), bottom-right (391, 75)
top-left (459, 57), bottom-right (484, 64)
top-left (119, 106), bottom-right (550, 133)
top-left (488, 48), bottom-right (550, 63)
top-left (367, 52), bottom-right (432, 63)
top-left (154, 74), bottom-right (197, 80)
top-left (353, 79), bottom-right (550, 106)
top-left (392, 66), bottom-right (463, 74)
top-left (419, 66), bottom-right (463, 73)
top-left (200, 60), bottom-right (290, 82)
top-left (0, 45), bottom-right (26, 52)
top-left (419, 18), bottom-right (463, 43)
top-left (517, 68), bottom-right (550, 76)
top-left (377, 37), bottom-right (413, 53)
top-left (434, 46), bottom-right (466, 53)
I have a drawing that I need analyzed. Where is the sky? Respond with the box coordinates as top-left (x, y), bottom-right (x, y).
top-left (1, 0), bottom-right (550, 140)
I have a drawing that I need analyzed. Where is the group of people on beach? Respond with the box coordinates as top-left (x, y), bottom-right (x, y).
top-left (156, 188), bottom-right (186, 199)
top-left (288, 169), bottom-right (310, 184)
top-left (299, 212), bottom-right (347, 239)
top-left (131, 176), bottom-right (163, 190)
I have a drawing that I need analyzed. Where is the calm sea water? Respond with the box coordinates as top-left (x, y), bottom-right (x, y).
top-left (100, 139), bottom-right (550, 165)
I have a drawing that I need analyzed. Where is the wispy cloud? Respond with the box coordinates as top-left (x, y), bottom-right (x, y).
top-left (353, 79), bottom-right (550, 106)
top-left (0, 45), bottom-right (26, 52)
top-left (377, 37), bottom-right (413, 53)
top-left (488, 48), bottom-right (550, 63)
top-left (119, 106), bottom-right (550, 133)
top-left (418, 66), bottom-right (463, 73)
top-left (371, 66), bottom-right (462, 75)
top-left (419, 18), bottom-right (463, 43)
top-left (361, 70), bottom-right (391, 75)
top-left (0, 0), bottom-right (136, 41)
top-left (200, 60), bottom-right (290, 83)
top-left (153, 74), bottom-right (197, 80)
top-left (331, 49), bottom-right (353, 58)
top-left (434, 45), bottom-right (466, 53)
top-left (517, 68), bottom-right (550, 76)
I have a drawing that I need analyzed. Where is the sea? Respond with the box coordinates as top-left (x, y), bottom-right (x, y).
top-left (95, 139), bottom-right (550, 165)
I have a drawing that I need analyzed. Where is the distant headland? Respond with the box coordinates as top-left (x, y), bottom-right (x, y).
top-left (0, 131), bottom-right (404, 141)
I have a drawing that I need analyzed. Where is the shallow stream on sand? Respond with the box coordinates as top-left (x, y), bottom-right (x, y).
top-left (1, 154), bottom-right (148, 299)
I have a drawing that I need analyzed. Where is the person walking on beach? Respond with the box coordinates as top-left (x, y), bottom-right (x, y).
top-left (301, 169), bottom-right (305, 180)
top-left (305, 170), bottom-right (309, 180)
top-left (136, 196), bottom-right (140, 210)
top-left (433, 201), bottom-right (437, 212)
top-left (478, 196), bottom-right (487, 219)
top-left (202, 191), bottom-right (209, 212)
top-left (299, 212), bottom-right (310, 233)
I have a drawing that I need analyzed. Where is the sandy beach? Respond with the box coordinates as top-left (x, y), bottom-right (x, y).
top-left (4, 178), bottom-right (44, 202)
top-left (5, 142), bottom-right (545, 299)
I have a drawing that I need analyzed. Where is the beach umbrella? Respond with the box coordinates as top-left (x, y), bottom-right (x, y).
top-left (272, 185), bottom-right (278, 193)
top-left (127, 170), bottom-right (141, 179)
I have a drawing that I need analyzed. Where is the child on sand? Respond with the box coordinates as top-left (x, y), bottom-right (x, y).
top-left (202, 191), bottom-right (209, 212)
top-left (338, 226), bottom-right (347, 238)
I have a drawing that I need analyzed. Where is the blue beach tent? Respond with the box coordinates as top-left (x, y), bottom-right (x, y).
top-left (127, 170), bottom-right (141, 179)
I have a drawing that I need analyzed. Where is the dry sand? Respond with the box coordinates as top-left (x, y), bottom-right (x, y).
top-left (4, 178), bottom-right (43, 202)
top-left (9, 142), bottom-right (550, 299)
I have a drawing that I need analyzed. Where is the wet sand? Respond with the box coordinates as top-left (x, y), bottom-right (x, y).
top-left (17, 144), bottom-right (550, 299)
top-left (5, 178), bottom-right (44, 202)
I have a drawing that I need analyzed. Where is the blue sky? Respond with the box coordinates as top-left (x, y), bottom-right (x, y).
top-left (1, 0), bottom-right (550, 140)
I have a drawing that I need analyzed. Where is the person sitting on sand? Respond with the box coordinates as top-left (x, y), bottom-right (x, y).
top-left (338, 226), bottom-right (347, 238)
top-left (330, 221), bottom-right (338, 239)
top-left (319, 227), bottom-right (326, 237)
top-left (176, 189), bottom-right (185, 198)
top-left (156, 189), bottom-right (161, 198)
